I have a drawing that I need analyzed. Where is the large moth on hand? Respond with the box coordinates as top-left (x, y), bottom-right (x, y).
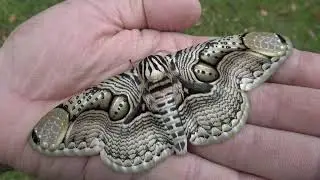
top-left (29, 32), bottom-right (293, 173)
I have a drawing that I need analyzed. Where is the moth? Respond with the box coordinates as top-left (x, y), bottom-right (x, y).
top-left (29, 32), bottom-right (293, 173)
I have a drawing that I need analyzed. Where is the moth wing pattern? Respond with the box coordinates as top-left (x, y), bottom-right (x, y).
top-left (82, 109), bottom-right (173, 173)
top-left (30, 70), bottom-right (174, 172)
top-left (174, 32), bottom-right (292, 145)
top-left (180, 86), bottom-right (250, 145)
top-left (221, 32), bottom-right (293, 91)
top-left (28, 32), bottom-right (293, 173)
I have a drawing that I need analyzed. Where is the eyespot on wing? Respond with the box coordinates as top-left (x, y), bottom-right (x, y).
top-left (31, 108), bottom-right (69, 150)
top-left (193, 62), bottom-right (219, 82)
top-left (243, 32), bottom-right (290, 57)
top-left (109, 95), bottom-right (130, 121)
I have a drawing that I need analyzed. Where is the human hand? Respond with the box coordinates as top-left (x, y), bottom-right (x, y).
top-left (0, 0), bottom-right (320, 179)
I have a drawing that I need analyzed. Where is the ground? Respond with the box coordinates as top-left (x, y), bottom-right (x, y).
top-left (0, 0), bottom-right (319, 179)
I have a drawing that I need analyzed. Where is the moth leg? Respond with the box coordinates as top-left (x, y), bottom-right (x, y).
top-left (172, 82), bottom-right (184, 105)
top-left (142, 93), bottom-right (158, 112)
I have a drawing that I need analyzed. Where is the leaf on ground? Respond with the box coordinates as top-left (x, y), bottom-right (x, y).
top-left (8, 14), bottom-right (17, 23)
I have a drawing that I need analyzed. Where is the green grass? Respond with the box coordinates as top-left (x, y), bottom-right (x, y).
top-left (0, 0), bottom-right (319, 179)
top-left (187, 0), bottom-right (320, 52)
top-left (0, 0), bottom-right (62, 44)
top-left (0, 0), bottom-right (319, 51)
top-left (0, 172), bottom-right (33, 180)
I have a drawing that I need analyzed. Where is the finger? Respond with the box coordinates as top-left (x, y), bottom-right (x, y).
top-left (0, 93), bottom-right (57, 164)
top-left (248, 83), bottom-right (320, 137)
top-left (15, 138), bottom-right (265, 180)
top-left (83, 154), bottom-right (265, 180)
top-left (17, 143), bottom-right (265, 180)
top-left (18, 146), bottom-right (131, 180)
top-left (190, 125), bottom-right (320, 180)
top-left (81, 0), bottom-right (201, 31)
top-left (1, 93), bottom-right (263, 180)
top-left (137, 0), bottom-right (201, 31)
top-left (270, 49), bottom-right (320, 89)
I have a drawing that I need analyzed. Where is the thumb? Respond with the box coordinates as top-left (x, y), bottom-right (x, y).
top-left (0, 0), bottom-right (202, 100)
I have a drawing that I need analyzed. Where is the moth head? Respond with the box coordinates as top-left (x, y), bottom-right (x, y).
top-left (145, 69), bottom-right (166, 83)
top-left (138, 55), bottom-right (170, 83)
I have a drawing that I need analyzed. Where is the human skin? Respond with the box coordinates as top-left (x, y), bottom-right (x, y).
top-left (0, 0), bottom-right (320, 179)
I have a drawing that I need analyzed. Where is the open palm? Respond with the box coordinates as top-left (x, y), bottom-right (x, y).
top-left (0, 0), bottom-right (320, 180)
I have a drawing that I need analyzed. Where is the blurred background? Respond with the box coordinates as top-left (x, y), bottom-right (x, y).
top-left (0, 0), bottom-right (319, 179)
top-left (1, 0), bottom-right (319, 52)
